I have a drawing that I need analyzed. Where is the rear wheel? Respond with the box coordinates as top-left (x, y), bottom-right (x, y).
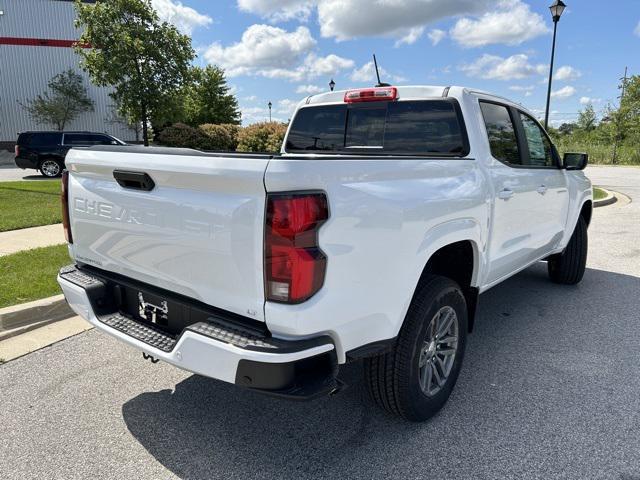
top-left (39, 159), bottom-right (62, 178)
top-left (548, 216), bottom-right (588, 285)
top-left (364, 275), bottom-right (467, 422)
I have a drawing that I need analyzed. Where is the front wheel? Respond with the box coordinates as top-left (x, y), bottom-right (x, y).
top-left (548, 216), bottom-right (588, 285)
top-left (364, 275), bottom-right (467, 422)
top-left (39, 159), bottom-right (62, 178)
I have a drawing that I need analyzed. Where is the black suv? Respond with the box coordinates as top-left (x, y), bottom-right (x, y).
top-left (14, 131), bottom-right (126, 177)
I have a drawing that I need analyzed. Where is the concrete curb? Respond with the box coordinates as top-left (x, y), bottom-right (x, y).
top-left (594, 188), bottom-right (617, 208)
top-left (0, 294), bottom-right (74, 341)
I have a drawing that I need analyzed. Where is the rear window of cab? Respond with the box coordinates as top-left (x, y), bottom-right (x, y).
top-left (285, 99), bottom-right (469, 156)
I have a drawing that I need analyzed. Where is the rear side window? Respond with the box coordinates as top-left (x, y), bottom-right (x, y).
top-left (479, 102), bottom-right (520, 165)
top-left (28, 133), bottom-right (62, 146)
top-left (286, 100), bottom-right (468, 156)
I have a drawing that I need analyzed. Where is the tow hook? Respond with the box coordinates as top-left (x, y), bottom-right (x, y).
top-left (142, 352), bottom-right (159, 364)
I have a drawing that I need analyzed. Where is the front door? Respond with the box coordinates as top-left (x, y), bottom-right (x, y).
top-left (516, 111), bottom-right (569, 252)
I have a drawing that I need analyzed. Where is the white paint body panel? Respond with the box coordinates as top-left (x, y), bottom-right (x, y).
top-left (63, 86), bottom-right (592, 369)
top-left (65, 148), bottom-right (269, 322)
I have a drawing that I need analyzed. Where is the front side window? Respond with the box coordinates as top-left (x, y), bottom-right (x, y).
top-left (87, 134), bottom-right (114, 145)
top-left (64, 134), bottom-right (91, 146)
top-left (285, 100), bottom-right (468, 156)
top-left (518, 112), bottom-right (556, 167)
top-left (479, 102), bottom-right (520, 165)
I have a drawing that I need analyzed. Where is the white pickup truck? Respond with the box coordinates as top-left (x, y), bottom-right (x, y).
top-left (58, 86), bottom-right (592, 421)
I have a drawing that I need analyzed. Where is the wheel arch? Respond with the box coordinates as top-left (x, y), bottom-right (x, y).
top-left (402, 219), bottom-right (484, 336)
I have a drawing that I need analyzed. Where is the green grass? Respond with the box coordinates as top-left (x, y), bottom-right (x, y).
top-left (0, 180), bottom-right (62, 232)
top-left (0, 244), bottom-right (70, 308)
top-left (593, 187), bottom-right (608, 201)
top-left (555, 138), bottom-right (640, 166)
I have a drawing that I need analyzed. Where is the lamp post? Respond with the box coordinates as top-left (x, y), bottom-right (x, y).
top-left (329, 79), bottom-right (335, 92)
top-left (268, 101), bottom-right (272, 122)
top-left (544, 0), bottom-right (566, 130)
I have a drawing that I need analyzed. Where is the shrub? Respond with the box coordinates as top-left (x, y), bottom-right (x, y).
top-left (199, 123), bottom-right (239, 151)
top-left (237, 122), bottom-right (287, 153)
top-left (155, 123), bottom-right (211, 150)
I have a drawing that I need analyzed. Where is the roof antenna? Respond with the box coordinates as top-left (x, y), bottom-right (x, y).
top-left (372, 54), bottom-right (391, 87)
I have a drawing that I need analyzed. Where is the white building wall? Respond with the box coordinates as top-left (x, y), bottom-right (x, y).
top-left (0, 0), bottom-right (138, 143)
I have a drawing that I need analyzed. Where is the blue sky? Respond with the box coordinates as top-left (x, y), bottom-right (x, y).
top-left (151, 0), bottom-right (640, 125)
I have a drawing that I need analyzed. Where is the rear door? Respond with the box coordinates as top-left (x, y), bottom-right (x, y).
top-left (480, 101), bottom-right (551, 286)
top-left (66, 148), bottom-right (271, 321)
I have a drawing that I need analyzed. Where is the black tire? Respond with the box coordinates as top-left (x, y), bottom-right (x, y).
top-left (548, 216), bottom-right (587, 285)
top-left (364, 275), bottom-right (467, 422)
top-left (39, 159), bottom-right (62, 178)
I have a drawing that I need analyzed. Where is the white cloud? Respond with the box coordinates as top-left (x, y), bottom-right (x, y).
top-left (509, 85), bottom-right (534, 92)
top-left (394, 27), bottom-right (425, 47)
top-left (204, 24), bottom-right (315, 77)
top-left (427, 29), bottom-right (446, 46)
top-left (152, 0), bottom-right (212, 35)
top-left (204, 25), bottom-right (353, 81)
top-left (555, 65), bottom-right (581, 81)
top-left (580, 96), bottom-right (601, 105)
top-left (238, 0), bottom-right (313, 22)
top-left (350, 61), bottom-right (406, 84)
top-left (635, 21), bottom-right (640, 36)
top-left (317, 0), bottom-right (492, 41)
top-left (243, 95), bottom-right (258, 101)
top-left (450, 0), bottom-right (549, 47)
top-left (296, 84), bottom-right (325, 94)
top-left (260, 53), bottom-right (354, 82)
top-left (461, 54), bottom-right (547, 81)
top-left (551, 85), bottom-right (576, 99)
top-left (237, 0), bottom-right (554, 47)
top-left (276, 99), bottom-right (300, 117)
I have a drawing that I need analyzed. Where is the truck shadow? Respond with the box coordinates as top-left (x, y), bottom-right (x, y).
top-left (122, 263), bottom-right (640, 479)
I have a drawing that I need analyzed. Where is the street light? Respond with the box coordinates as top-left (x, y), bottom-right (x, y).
top-left (268, 101), bottom-right (272, 122)
top-left (544, 0), bottom-right (567, 130)
top-left (329, 79), bottom-right (335, 91)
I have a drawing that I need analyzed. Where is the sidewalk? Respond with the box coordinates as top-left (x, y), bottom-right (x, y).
top-left (0, 224), bottom-right (65, 257)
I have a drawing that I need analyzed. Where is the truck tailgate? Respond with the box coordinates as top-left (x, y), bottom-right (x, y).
top-left (65, 147), bottom-right (270, 322)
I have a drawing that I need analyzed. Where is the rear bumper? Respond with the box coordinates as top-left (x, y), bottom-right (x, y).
top-left (57, 265), bottom-right (341, 399)
top-left (14, 156), bottom-right (37, 170)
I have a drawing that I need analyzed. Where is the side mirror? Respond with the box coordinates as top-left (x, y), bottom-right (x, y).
top-left (563, 152), bottom-right (588, 170)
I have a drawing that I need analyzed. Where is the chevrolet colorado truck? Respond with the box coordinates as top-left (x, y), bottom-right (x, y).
top-left (57, 86), bottom-right (592, 421)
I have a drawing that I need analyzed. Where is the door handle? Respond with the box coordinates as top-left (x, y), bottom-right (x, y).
top-left (498, 188), bottom-right (514, 200)
top-left (537, 185), bottom-right (548, 195)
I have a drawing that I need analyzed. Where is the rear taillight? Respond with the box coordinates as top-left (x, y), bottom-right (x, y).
top-left (265, 193), bottom-right (328, 303)
top-left (344, 87), bottom-right (397, 103)
top-left (14, 145), bottom-right (19, 156)
top-left (61, 170), bottom-right (73, 244)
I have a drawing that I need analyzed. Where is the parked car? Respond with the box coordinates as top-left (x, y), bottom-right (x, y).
top-left (14, 131), bottom-right (126, 178)
top-left (57, 86), bottom-right (592, 421)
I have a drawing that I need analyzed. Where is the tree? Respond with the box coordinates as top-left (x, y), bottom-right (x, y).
top-left (618, 74), bottom-right (640, 140)
top-left (74, 0), bottom-right (194, 145)
top-left (576, 104), bottom-right (597, 132)
top-left (184, 66), bottom-right (241, 126)
top-left (558, 122), bottom-right (577, 136)
top-left (20, 69), bottom-right (94, 130)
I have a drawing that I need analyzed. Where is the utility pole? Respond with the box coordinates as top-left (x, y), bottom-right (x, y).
top-left (612, 66), bottom-right (628, 165)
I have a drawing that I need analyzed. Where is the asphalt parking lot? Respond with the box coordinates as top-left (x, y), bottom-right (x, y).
top-left (1, 166), bottom-right (639, 479)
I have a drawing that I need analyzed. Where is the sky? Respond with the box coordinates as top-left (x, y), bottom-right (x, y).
top-left (149, 0), bottom-right (640, 126)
